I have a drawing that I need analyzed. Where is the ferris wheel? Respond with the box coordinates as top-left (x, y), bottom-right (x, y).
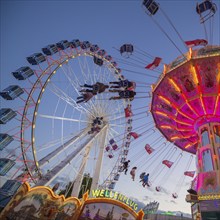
top-left (0, 39), bottom-right (133, 196)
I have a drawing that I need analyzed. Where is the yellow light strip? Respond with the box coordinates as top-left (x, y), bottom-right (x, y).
top-left (158, 95), bottom-right (171, 105)
top-left (174, 119), bottom-right (192, 126)
top-left (214, 94), bottom-right (219, 115)
top-left (200, 96), bottom-right (207, 115)
top-left (191, 66), bottom-right (199, 85)
top-left (184, 141), bottom-right (197, 149)
top-left (169, 78), bottom-right (181, 93)
top-left (160, 125), bottom-right (172, 129)
top-left (155, 110), bottom-right (192, 127)
top-left (198, 194), bottom-right (220, 200)
top-left (155, 111), bottom-right (169, 117)
top-left (163, 64), bottom-right (167, 74)
top-left (169, 78), bottom-right (199, 117)
top-left (176, 108), bottom-right (194, 121)
top-left (192, 65), bottom-right (207, 115)
top-left (171, 136), bottom-right (181, 140)
top-left (185, 100), bottom-right (199, 117)
top-left (159, 94), bottom-right (194, 121)
top-left (176, 128), bottom-right (193, 132)
top-left (188, 48), bottom-right (192, 59)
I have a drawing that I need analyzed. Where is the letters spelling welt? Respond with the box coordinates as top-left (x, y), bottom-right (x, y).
top-left (92, 189), bottom-right (138, 210)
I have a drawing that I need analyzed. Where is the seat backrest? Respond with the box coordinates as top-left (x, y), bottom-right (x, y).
top-left (143, 0), bottom-right (159, 15)
top-left (196, 0), bottom-right (216, 14)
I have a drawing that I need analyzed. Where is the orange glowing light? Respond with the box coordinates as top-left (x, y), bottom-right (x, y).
top-left (188, 48), bottom-right (192, 59)
top-left (176, 109), bottom-right (194, 121)
top-left (151, 84), bottom-right (156, 90)
top-left (175, 119), bottom-right (192, 126)
top-left (160, 125), bottom-right (172, 129)
top-left (163, 64), bottom-right (167, 74)
top-left (155, 111), bottom-right (168, 117)
top-left (176, 128), bottom-right (193, 132)
top-left (184, 142), bottom-right (197, 149)
top-left (214, 95), bottom-right (219, 115)
top-left (200, 96), bottom-right (207, 115)
top-left (171, 136), bottom-right (181, 140)
top-left (158, 95), bottom-right (171, 105)
top-left (169, 78), bottom-right (181, 93)
top-left (191, 66), bottom-right (199, 85)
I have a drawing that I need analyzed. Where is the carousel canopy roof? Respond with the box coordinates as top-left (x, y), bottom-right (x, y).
top-left (151, 45), bottom-right (220, 154)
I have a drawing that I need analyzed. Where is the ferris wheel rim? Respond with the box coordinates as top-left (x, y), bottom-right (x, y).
top-left (19, 43), bottom-right (132, 189)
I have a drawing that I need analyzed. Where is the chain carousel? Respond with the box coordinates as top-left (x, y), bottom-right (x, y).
top-left (151, 44), bottom-right (220, 219)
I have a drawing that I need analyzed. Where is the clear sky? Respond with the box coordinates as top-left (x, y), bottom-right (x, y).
top-left (1, 0), bottom-right (220, 215)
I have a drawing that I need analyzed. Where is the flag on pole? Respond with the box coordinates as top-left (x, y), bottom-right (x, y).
top-left (185, 39), bottom-right (208, 48)
top-left (145, 57), bottom-right (162, 69)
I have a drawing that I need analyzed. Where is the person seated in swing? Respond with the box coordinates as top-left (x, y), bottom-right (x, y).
top-left (130, 166), bottom-right (137, 181)
top-left (92, 117), bottom-right (103, 126)
top-left (142, 173), bottom-right (150, 187)
top-left (109, 90), bottom-right (136, 101)
top-left (88, 117), bottom-right (104, 134)
top-left (139, 172), bottom-right (146, 182)
top-left (76, 91), bottom-right (96, 104)
top-left (109, 79), bottom-right (136, 91)
top-left (80, 82), bottom-right (109, 94)
top-left (122, 160), bottom-right (130, 175)
top-left (88, 126), bottom-right (101, 135)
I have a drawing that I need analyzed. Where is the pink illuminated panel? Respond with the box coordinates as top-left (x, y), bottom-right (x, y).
top-left (197, 171), bottom-right (220, 195)
top-left (151, 46), bottom-right (220, 154)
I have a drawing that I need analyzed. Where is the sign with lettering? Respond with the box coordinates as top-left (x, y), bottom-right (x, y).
top-left (92, 189), bottom-right (138, 210)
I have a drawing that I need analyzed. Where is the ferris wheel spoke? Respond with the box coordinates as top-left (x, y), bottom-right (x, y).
top-left (109, 123), bottom-right (126, 128)
top-left (78, 53), bottom-right (93, 83)
top-left (38, 134), bottom-right (72, 152)
top-left (48, 82), bottom-right (90, 115)
top-left (38, 128), bottom-right (88, 168)
top-left (38, 114), bottom-right (88, 123)
top-left (108, 127), bottom-right (121, 136)
top-left (108, 113), bottom-right (126, 123)
top-left (60, 64), bottom-right (81, 92)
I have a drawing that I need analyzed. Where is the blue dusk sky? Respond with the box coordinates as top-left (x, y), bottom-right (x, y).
top-left (0, 0), bottom-right (219, 215)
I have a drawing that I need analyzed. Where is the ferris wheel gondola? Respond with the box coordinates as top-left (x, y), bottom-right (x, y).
top-left (196, 0), bottom-right (217, 23)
